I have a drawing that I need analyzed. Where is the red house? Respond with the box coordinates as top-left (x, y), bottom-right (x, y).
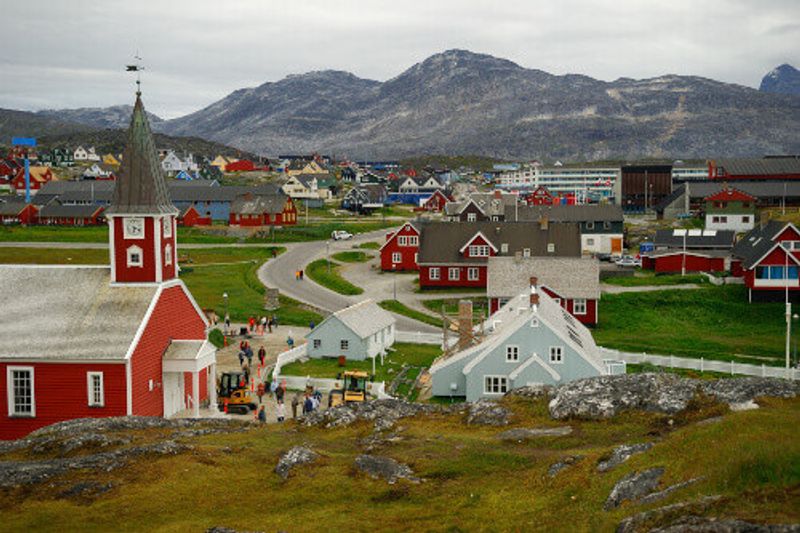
top-left (417, 221), bottom-right (582, 289)
top-left (229, 193), bottom-right (297, 226)
top-left (486, 256), bottom-right (600, 325)
top-left (380, 221), bottom-right (420, 271)
top-left (419, 189), bottom-right (450, 212)
top-left (225, 160), bottom-right (256, 172)
top-left (38, 204), bottom-right (105, 226)
top-left (0, 202), bottom-right (39, 224)
top-left (641, 251), bottom-right (726, 273)
top-left (525, 185), bottom-right (554, 206)
top-left (0, 93), bottom-right (216, 440)
top-left (179, 205), bottom-right (212, 227)
top-left (11, 166), bottom-right (55, 195)
top-left (732, 220), bottom-right (800, 302)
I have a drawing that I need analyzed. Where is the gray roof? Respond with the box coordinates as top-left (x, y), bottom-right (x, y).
top-left (510, 204), bottom-right (624, 223)
top-left (0, 266), bottom-right (157, 360)
top-left (653, 229), bottom-right (736, 249)
top-left (487, 256), bottom-right (600, 300)
top-left (230, 193), bottom-right (289, 215)
top-left (39, 204), bottom-right (103, 218)
top-left (327, 299), bottom-right (395, 339)
top-left (716, 157), bottom-right (800, 177)
top-left (107, 95), bottom-right (178, 215)
top-left (678, 181), bottom-right (800, 201)
top-left (447, 192), bottom-right (518, 217)
top-left (732, 220), bottom-right (792, 269)
top-left (163, 340), bottom-right (207, 361)
top-left (418, 221), bottom-right (582, 265)
top-left (0, 201), bottom-right (31, 216)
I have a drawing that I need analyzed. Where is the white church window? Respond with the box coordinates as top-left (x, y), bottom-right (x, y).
top-left (7, 366), bottom-right (35, 417)
top-left (165, 244), bottom-right (173, 266)
top-left (163, 216), bottom-right (172, 238)
top-left (87, 372), bottom-right (104, 407)
top-left (127, 245), bottom-right (143, 267)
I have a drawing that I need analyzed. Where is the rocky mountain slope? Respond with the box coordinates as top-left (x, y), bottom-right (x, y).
top-left (37, 105), bottom-right (163, 130)
top-left (0, 108), bottom-right (91, 140)
top-left (760, 64), bottom-right (800, 96)
top-left (158, 49), bottom-right (800, 160)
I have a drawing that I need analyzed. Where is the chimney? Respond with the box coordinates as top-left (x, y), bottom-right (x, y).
top-left (539, 215), bottom-right (549, 230)
top-left (494, 190), bottom-right (502, 199)
top-left (530, 276), bottom-right (538, 287)
top-left (457, 300), bottom-right (473, 351)
top-left (530, 293), bottom-right (540, 308)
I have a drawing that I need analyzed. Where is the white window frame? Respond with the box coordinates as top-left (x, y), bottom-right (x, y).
top-left (586, 221), bottom-right (595, 230)
top-left (501, 243), bottom-right (509, 253)
top-left (123, 217), bottom-right (145, 239)
top-left (573, 298), bottom-right (587, 316)
top-left (467, 267), bottom-right (479, 281)
top-left (547, 243), bottom-right (555, 253)
top-left (586, 238), bottom-right (595, 246)
top-left (392, 252), bottom-right (401, 263)
top-left (530, 318), bottom-right (539, 328)
top-left (313, 339), bottom-right (321, 349)
top-left (162, 216), bottom-right (172, 238)
top-left (127, 245), bottom-right (143, 268)
top-left (484, 375), bottom-right (508, 395)
top-left (523, 248), bottom-right (531, 257)
top-left (7, 366), bottom-right (35, 417)
top-left (429, 267), bottom-right (440, 280)
top-left (549, 346), bottom-right (564, 364)
top-left (164, 244), bottom-right (173, 266)
top-left (87, 371), bottom-right (105, 407)
top-left (467, 212), bottom-right (477, 222)
top-left (408, 235), bottom-right (419, 246)
top-left (340, 339), bottom-right (349, 351)
top-left (448, 267), bottom-right (460, 281)
top-left (398, 235), bottom-right (408, 246)
top-left (506, 345), bottom-right (519, 362)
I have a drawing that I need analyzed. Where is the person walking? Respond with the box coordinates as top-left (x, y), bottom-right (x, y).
top-left (276, 400), bottom-right (285, 422)
top-left (258, 345), bottom-right (266, 368)
top-left (257, 405), bottom-right (266, 424)
top-left (275, 381), bottom-right (285, 403)
top-left (248, 316), bottom-right (256, 334)
top-left (260, 315), bottom-right (267, 335)
top-left (256, 381), bottom-right (265, 404)
top-left (267, 316), bottom-right (273, 333)
top-left (291, 392), bottom-right (301, 419)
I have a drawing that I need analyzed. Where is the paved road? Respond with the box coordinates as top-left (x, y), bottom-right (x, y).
top-left (601, 283), bottom-right (701, 294)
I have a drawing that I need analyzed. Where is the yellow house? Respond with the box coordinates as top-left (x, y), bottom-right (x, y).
top-left (211, 155), bottom-right (236, 169)
top-left (286, 160), bottom-right (327, 176)
top-left (103, 154), bottom-right (120, 166)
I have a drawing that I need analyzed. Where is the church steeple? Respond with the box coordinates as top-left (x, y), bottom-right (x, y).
top-left (107, 93), bottom-right (178, 284)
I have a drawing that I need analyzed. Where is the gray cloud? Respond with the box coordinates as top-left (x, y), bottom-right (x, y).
top-left (0, 0), bottom-right (797, 118)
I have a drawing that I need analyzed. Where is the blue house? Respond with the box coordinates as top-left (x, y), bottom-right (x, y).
top-left (430, 281), bottom-right (624, 401)
top-left (305, 300), bottom-right (396, 361)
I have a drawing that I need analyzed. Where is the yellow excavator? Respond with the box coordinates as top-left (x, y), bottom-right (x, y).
top-left (328, 370), bottom-right (371, 408)
top-left (217, 371), bottom-right (258, 415)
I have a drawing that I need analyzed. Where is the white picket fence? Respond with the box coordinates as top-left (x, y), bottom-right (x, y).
top-left (395, 330), bottom-right (443, 345)
top-left (599, 347), bottom-right (799, 380)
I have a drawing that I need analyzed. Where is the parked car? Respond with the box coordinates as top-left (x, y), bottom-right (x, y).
top-left (331, 230), bottom-right (353, 240)
top-left (595, 253), bottom-right (613, 262)
top-left (615, 255), bottom-right (641, 267)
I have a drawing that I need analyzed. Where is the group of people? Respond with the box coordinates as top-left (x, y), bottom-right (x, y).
top-left (294, 270), bottom-right (304, 280)
top-left (255, 376), bottom-right (289, 424)
top-left (247, 315), bottom-right (278, 336)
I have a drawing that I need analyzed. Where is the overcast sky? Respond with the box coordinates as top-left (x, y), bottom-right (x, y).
top-left (1, 0), bottom-right (797, 119)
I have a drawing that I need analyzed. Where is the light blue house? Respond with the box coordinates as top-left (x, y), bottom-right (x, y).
top-left (430, 284), bottom-right (624, 401)
top-left (306, 300), bottom-right (396, 361)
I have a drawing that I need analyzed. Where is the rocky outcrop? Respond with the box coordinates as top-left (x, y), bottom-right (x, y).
top-left (505, 385), bottom-right (555, 399)
top-left (604, 467), bottom-right (665, 510)
top-left (549, 374), bottom-right (800, 420)
top-left (616, 496), bottom-right (722, 533)
top-left (354, 454), bottom-right (420, 484)
top-left (650, 516), bottom-right (800, 532)
top-left (465, 400), bottom-right (510, 426)
top-left (497, 426), bottom-right (572, 442)
top-left (638, 477), bottom-right (703, 506)
top-left (548, 455), bottom-right (584, 477)
top-left (303, 399), bottom-right (447, 431)
top-left (274, 446), bottom-right (319, 480)
top-left (597, 443), bottom-right (654, 473)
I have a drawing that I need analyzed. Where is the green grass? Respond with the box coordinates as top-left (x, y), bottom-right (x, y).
top-left (357, 241), bottom-right (381, 250)
top-left (256, 221), bottom-right (399, 243)
top-left (378, 300), bottom-right (444, 328)
top-left (0, 225), bottom-right (238, 244)
top-left (280, 342), bottom-right (441, 383)
top-left (208, 329), bottom-right (225, 349)
top-left (306, 259), bottom-right (364, 295)
top-left (4, 392), bottom-right (798, 531)
top-left (422, 297), bottom-right (489, 321)
top-left (604, 271), bottom-right (709, 287)
top-left (593, 285), bottom-right (788, 365)
top-left (331, 251), bottom-right (373, 263)
top-left (626, 362), bottom-right (735, 380)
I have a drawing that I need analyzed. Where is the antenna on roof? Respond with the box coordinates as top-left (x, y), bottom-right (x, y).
top-left (125, 52), bottom-right (145, 96)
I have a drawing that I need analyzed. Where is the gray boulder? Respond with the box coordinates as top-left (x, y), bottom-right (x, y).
top-left (548, 455), bottom-right (584, 477)
top-left (303, 399), bottom-right (446, 431)
top-left (616, 496), bottom-right (722, 533)
top-left (274, 446), bottom-right (318, 480)
top-left (650, 516), bottom-right (800, 532)
top-left (604, 467), bottom-right (665, 510)
top-left (498, 426), bottom-right (573, 442)
top-left (549, 374), bottom-right (800, 420)
top-left (597, 442), bottom-right (654, 473)
top-left (505, 385), bottom-right (555, 399)
top-left (354, 454), bottom-right (420, 484)
top-left (466, 399), bottom-right (510, 426)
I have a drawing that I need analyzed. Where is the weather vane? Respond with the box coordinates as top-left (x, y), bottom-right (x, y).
top-left (125, 53), bottom-right (144, 95)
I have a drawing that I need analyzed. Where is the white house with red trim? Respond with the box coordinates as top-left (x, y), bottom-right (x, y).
top-left (0, 93), bottom-right (216, 440)
top-left (732, 220), bottom-right (800, 302)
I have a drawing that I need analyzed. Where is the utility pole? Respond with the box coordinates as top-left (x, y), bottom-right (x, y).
top-left (786, 248), bottom-right (792, 378)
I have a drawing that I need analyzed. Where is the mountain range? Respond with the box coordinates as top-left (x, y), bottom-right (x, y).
top-left (5, 50), bottom-right (800, 161)
top-left (759, 64), bottom-right (800, 96)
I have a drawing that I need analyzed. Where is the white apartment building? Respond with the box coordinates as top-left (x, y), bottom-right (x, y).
top-left (497, 166), bottom-right (620, 201)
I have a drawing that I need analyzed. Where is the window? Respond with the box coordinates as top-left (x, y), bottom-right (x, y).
top-left (586, 238), bottom-right (595, 246)
top-left (553, 297), bottom-right (562, 306)
top-left (550, 346), bottom-right (563, 364)
top-left (448, 267), bottom-right (460, 281)
top-left (586, 221), bottom-right (595, 230)
top-left (164, 244), bottom-right (172, 266)
top-left (523, 248), bottom-right (531, 257)
top-left (720, 216), bottom-right (728, 223)
top-left (392, 252), bottom-right (401, 263)
top-left (467, 212), bottom-right (477, 222)
top-left (491, 216), bottom-right (500, 221)
top-left (573, 299), bottom-right (587, 315)
top-left (501, 243), bottom-right (509, 253)
top-left (429, 267), bottom-right (440, 280)
top-left (162, 216), bottom-right (172, 238)
top-left (313, 339), bottom-right (321, 349)
top-left (712, 216), bottom-right (720, 223)
top-left (127, 245), bottom-right (143, 267)
top-left (742, 216), bottom-right (750, 223)
top-left (743, 202), bottom-right (750, 208)
top-left (603, 221), bottom-right (611, 229)
top-left (468, 267), bottom-right (479, 281)
top-left (530, 317), bottom-right (539, 327)
top-left (468, 245), bottom-right (489, 257)
top-left (484, 376), bottom-right (508, 395)
top-left (408, 235), bottom-right (418, 246)
top-left (506, 345), bottom-right (519, 362)
top-left (87, 372), bottom-right (104, 407)
top-left (547, 243), bottom-right (555, 253)
top-left (340, 340), bottom-right (349, 351)
top-left (7, 366), bottom-right (34, 417)
top-left (398, 236), bottom-right (408, 246)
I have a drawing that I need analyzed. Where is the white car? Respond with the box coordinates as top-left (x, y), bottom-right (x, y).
top-left (615, 255), bottom-right (641, 267)
top-left (331, 230), bottom-right (353, 241)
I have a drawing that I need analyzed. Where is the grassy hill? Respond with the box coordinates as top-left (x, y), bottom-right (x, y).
top-left (1, 391), bottom-right (798, 531)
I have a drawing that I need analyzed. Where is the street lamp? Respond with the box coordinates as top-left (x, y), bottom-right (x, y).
top-left (222, 292), bottom-right (229, 318)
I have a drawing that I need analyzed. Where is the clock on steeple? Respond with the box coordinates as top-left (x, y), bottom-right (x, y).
top-left (106, 92), bottom-right (179, 284)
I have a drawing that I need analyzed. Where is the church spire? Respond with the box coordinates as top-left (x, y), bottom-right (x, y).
top-left (106, 94), bottom-right (177, 215)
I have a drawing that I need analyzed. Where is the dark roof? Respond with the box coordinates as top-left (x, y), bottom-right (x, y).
top-left (0, 201), bottom-right (32, 216)
top-left (510, 204), bottom-right (624, 223)
top-left (653, 229), bottom-right (736, 249)
top-left (39, 204), bottom-right (103, 218)
top-left (231, 194), bottom-right (289, 215)
top-left (716, 157), bottom-right (800, 177)
top-left (732, 220), bottom-right (792, 269)
top-left (418, 221), bottom-right (581, 265)
top-left (59, 189), bottom-right (113, 203)
top-left (107, 94), bottom-right (177, 215)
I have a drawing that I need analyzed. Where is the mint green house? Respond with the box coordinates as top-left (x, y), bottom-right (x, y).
top-left (305, 299), bottom-right (396, 361)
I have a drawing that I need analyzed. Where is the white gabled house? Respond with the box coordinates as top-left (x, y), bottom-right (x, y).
top-left (430, 277), bottom-right (624, 401)
top-left (305, 300), bottom-right (396, 362)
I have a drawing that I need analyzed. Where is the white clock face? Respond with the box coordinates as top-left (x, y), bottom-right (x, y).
top-left (124, 218), bottom-right (145, 239)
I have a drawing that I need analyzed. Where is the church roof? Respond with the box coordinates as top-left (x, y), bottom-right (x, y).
top-left (106, 94), bottom-right (178, 215)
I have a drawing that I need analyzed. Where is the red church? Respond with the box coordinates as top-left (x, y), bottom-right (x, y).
top-left (0, 93), bottom-right (217, 440)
